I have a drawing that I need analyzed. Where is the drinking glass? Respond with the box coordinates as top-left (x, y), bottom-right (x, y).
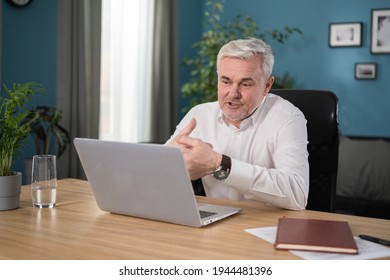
top-left (31, 155), bottom-right (57, 208)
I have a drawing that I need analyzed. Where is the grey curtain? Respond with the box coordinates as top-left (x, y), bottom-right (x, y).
top-left (56, 0), bottom-right (178, 178)
top-left (57, 0), bottom-right (102, 179)
top-left (150, 0), bottom-right (179, 143)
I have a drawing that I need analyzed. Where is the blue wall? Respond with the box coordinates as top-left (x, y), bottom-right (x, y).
top-left (1, 0), bottom-right (56, 106)
top-left (1, 0), bottom-right (57, 177)
top-left (178, 0), bottom-right (203, 114)
top-left (179, 0), bottom-right (390, 137)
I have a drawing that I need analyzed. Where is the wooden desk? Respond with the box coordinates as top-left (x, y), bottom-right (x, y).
top-left (1, 178), bottom-right (389, 260)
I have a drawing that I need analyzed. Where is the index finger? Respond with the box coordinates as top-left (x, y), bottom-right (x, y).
top-left (178, 118), bottom-right (197, 137)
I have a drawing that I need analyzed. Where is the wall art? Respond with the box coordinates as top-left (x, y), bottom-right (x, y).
top-left (355, 63), bottom-right (377, 80)
top-left (329, 22), bottom-right (362, 47)
top-left (371, 9), bottom-right (390, 54)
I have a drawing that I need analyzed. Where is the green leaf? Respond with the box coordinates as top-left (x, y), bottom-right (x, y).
top-left (0, 82), bottom-right (43, 176)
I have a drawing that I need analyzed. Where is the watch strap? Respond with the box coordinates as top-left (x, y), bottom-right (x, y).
top-left (220, 154), bottom-right (231, 173)
top-left (213, 154), bottom-right (231, 180)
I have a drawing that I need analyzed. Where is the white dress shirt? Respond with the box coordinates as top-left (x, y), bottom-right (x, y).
top-left (169, 93), bottom-right (309, 210)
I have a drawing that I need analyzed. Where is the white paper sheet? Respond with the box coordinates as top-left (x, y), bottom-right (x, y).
top-left (245, 226), bottom-right (390, 260)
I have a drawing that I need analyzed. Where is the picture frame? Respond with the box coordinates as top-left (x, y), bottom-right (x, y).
top-left (355, 63), bottom-right (377, 80)
top-left (371, 9), bottom-right (390, 54)
top-left (329, 22), bottom-right (362, 47)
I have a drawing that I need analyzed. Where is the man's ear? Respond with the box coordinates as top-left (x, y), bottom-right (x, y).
top-left (266, 76), bottom-right (275, 90)
top-left (264, 76), bottom-right (275, 95)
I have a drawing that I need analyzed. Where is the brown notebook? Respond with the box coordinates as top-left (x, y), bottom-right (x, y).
top-left (274, 217), bottom-right (359, 254)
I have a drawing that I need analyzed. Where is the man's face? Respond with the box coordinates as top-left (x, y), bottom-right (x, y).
top-left (217, 56), bottom-right (274, 128)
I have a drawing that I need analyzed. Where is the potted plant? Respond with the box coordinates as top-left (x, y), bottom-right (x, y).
top-left (181, 0), bottom-right (302, 113)
top-left (0, 82), bottom-right (42, 210)
top-left (25, 106), bottom-right (70, 157)
top-left (22, 106), bottom-right (70, 184)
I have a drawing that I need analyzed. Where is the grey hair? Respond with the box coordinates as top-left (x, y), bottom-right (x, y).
top-left (217, 37), bottom-right (274, 78)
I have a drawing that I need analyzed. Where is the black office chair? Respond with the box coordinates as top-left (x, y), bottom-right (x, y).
top-left (272, 89), bottom-right (339, 212)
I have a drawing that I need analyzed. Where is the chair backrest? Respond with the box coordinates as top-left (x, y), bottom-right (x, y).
top-left (271, 89), bottom-right (339, 212)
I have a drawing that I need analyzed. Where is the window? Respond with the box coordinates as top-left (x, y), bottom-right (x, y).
top-left (99, 0), bottom-right (154, 142)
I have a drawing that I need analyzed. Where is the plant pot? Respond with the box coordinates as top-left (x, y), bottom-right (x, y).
top-left (0, 172), bottom-right (22, 210)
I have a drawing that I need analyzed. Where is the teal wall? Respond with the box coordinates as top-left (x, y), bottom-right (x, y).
top-left (1, 0), bottom-right (56, 106)
top-left (178, 0), bottom-right (203, 114)
top-left (179, 0), bottom-right (390, 137)
top-left (1, 0), bottom-right (57, 178)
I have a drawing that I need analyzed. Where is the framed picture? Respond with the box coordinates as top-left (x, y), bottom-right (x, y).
top-left (355, 63), bottom-right (377, 80)
top-left (371, 9), bottom-right (390, 54)
top-left (329, 22), bottom-right (362, 47)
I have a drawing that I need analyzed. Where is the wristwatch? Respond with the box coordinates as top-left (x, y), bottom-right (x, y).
top-left (213, 154), bottom-right (231, 180)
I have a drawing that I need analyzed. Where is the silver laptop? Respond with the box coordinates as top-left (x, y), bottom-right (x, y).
top-left (74, 138), bottom-right (241, 227)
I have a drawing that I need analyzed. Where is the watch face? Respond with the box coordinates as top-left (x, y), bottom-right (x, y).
top-left (213, 170), bottom-right (229, 180)
top-left (7, 0), bottom-right (32, 7)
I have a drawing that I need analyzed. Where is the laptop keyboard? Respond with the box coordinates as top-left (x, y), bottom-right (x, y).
top-left (199, 210), bottom-right (217, 219)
